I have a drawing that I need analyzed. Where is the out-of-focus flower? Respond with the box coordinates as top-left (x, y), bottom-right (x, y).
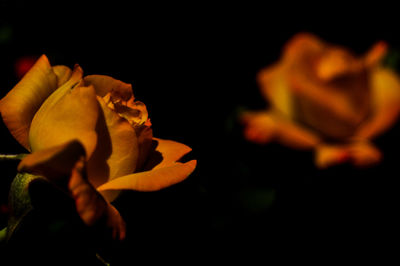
top-left (14, 56), bottom-right (39, 79)
top-left (241, 33), bottom-right (400, 168)
top-left (0, 55), bottom-right (196, 240)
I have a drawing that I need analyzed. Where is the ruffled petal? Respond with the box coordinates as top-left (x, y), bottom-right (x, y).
top-left (97, 160), bottom-right (197, 198)
top-left (0, 55), bottom-right (58, 150)
top-left (29, 80), bottom-right (99, 158)
top-left (86, 96), bottom-right (139, 188)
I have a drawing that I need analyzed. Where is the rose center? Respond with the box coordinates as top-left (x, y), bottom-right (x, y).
top-left (103, 92), bottom-right (149, 127)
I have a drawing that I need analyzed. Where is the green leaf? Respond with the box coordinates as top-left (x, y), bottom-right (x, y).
top-left (6, 173), bottom-right (43, 241)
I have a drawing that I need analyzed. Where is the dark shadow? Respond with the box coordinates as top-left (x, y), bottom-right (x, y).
top-left (142, 139), bottom-right (163, 171)
top-left (86, 103), bottom-right (112, 187)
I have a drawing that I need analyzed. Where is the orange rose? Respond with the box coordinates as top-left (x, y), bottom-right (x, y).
top-left (0, 55), bottom-right (196, 240)
top-left (241, 33), bottom-right (400, 168)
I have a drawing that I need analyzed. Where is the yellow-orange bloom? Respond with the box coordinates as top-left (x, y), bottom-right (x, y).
top-left (241, 33), bottom-right (400, 168)
top-left (0, 55), bottom-right (196, 238)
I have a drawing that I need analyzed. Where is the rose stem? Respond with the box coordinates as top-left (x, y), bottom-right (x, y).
top-left (0, 154), bottom-right (28, 161)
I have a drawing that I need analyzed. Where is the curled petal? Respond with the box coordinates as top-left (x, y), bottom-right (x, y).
top-left (0, 55), bottom-right (58, 150)
top-left (110, 99), bottom-right (149, 127)
top-left (97, 160), bottom-right (196, 197)
top-left (17, 140), bottom-right (86, 185)
top-left (29, 82), bottom-right (98, 158)
top-left (84, 75), bottom-right (133, 100)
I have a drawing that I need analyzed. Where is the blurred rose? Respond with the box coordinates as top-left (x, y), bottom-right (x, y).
top-left (0, 55), bottom-right (196, 239)
top-left (241, 33), bottom-right (400, 168)
top-left (14, 56), bottom-right (39, 79)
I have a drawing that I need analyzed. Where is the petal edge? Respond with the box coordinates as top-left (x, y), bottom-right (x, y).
top-left (0, 55), bottom-right (58, 150)
top-left (97, 160), bottom-right (197, 195)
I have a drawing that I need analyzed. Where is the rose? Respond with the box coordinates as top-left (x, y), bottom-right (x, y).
top-left (1, 55), bottom-right (197, 240)
top-left (241, 33), bottom-right (400, 168)
top-left (0, 55), bottom-right (196, 239)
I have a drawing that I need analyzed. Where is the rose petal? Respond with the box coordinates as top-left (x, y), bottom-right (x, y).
top-left (86, 96), bottom-right (139, 188)
top-left (347, 141), bottom-right (382, 167)
top-left (97, 160), bottom-right (197, 198)
top-left (281, 36), bottom-right (370, 140)
top-left (0, 55), bottom-right (58, 150)
top-left (355, 67), bottom-right (400, 139)
top-left (29, 64), bottom-right (84, 117)
top-left (315, 144), bottom-right (350, 169)
top-left (29, 81), bottom-right (99, 158)
top-left (371, 67), bottom-right (400, 108)
top-left (241, 111), bottom-right (320, 149)
top-left (282, 32), bottom-right (324, 62)
top-left (19, 142), bottom-right (126, 240)
top-left (364, 41), bottom-right (388, 67)
top-left (17, 140), bottom-right (86, 184)
top-left (84, 75), bottom-right (133, 100)
top-left (98, 138), bottom-right (194, 202)
top-left (136, 125), bottom-right (153, 170)
top-left (241, 111), bottom-right (277, 144)
top-left (52, 65), bottom-right (72, 87)
top-left (69, 157), bottom-right (107, 226)
top-left (144, 138), bottom-right (193, 170)
top-left (257, 63), bottom-right (294, 118)
top-left (106, 204), bottom-right (126, 240)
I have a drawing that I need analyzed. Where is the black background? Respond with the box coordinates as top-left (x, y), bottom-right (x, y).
top-left (1, 2), bottom-right (400, 263)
